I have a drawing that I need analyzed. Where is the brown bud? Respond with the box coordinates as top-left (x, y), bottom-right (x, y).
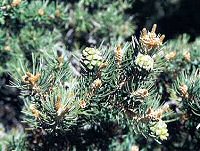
top-left (146, 107), bottom-right (167, 120)
top-left (146, 108), bottom-right (153, 114)
top-left (22, 72), bottom-right (41, 86)
top-left (30, 104), bottom-right (40, 119)
top-left (154, 109), bottom-right (164, 119)
top-left (139, 24), bottom-right (164, 50)
top-left (179, 84), bottom-right (189, 98)
top-left (55, 96), bottom-right (69, 117)
top-left (99, 62), bottom-right (108, 70)
top-left (11, 0), bottom-right (21, 7)
top-left (184, 51), bottom-right (191, 62)
top-left (57, 55), bottom-right (64, 67)
top-left (80, 100), bottom-right (86, 109)
top-left (57, 107), bottom-right (69, 117)
top-left (91, 78), bottom-right (102, 90)
top-left (165, 51), bottom-right (176, 61)
top-left (132, 89), bottom-right (149, 99)
top-left (181, 113), bottom-right (189, 122)
top-left (58, 55), bottom-right (64, 63)
top-left (115, 45), bottom-right (123, 65)
top-left (55, 96), bottom-right (62, 112)
top-left (55, 9), bottom-right (61, 17)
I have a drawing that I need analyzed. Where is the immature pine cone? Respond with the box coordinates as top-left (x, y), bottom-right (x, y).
top-left (150, 120), bottom-right (169, 141)
top-left (81, 47), bottom-right (103, 71)
top-left (135, 53), bottom-right (154, 71)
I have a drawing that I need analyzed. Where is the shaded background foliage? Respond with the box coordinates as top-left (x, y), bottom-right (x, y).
top-left (132, 0), bottom-right (200, 41)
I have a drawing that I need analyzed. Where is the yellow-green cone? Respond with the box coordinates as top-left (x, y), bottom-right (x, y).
top-left (150, 120), bottom-right (169, 140)
top-left (81, 47), bottom-right (103, 71)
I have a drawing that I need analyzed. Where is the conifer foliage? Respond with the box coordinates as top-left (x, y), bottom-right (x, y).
top-left (0, 0), bottom-right (200, 151)
top-left (7, 24), bottom-right (173, 150)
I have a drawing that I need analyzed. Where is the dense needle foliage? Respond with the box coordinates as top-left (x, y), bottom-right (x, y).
top-left (0, 0), bottom-right (200, 151)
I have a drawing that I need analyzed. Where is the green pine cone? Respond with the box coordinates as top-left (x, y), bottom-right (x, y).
top-left (135, 53), bottom-right (154, 71)
top-left (81, 47), bottom-right (103, 71)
